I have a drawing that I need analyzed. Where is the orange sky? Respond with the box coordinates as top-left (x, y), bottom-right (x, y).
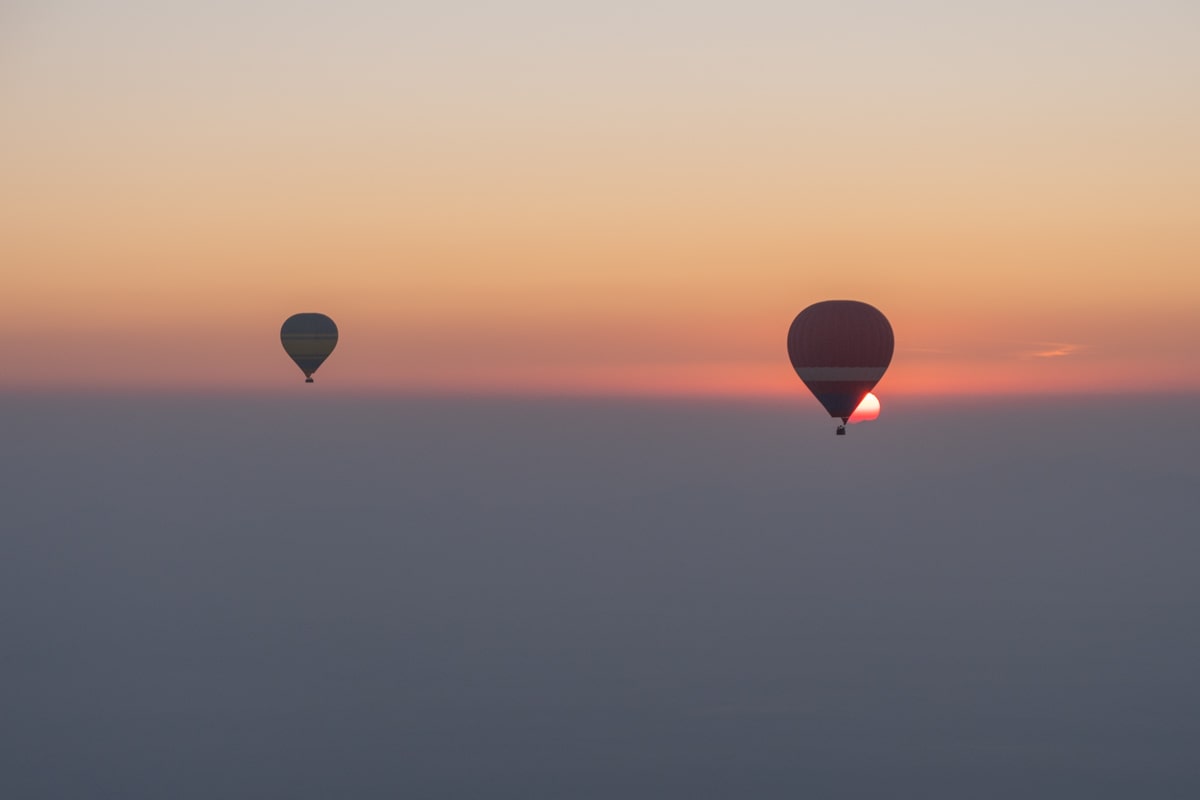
top-left (4, 2), bottom-right (1198, 397)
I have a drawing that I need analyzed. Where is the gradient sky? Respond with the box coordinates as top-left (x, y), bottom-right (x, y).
top-left (4, 1), bottom-right (1198, 395)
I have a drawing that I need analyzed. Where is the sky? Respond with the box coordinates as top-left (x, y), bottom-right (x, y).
top-left (4, 1), bottom-right (1199, 395)
top-left (4, 6), bottom-right (1199, 794)
top-left (4, 394), bottom-right (1200, 798)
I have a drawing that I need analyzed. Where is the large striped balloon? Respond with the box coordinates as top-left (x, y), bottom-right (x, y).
top-left (281, 313), bottom-right (338, 383)
top-left (787, 300), bottom-right (894, 423)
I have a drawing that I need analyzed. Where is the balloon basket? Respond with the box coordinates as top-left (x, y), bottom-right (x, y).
top-left (836, 425), bottom-right (846, 436)
top-left (305, 377), bottom-right (314, 383)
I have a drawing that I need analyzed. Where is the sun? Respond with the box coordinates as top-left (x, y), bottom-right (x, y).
top-left (848, 392), bottom-right (881, 424)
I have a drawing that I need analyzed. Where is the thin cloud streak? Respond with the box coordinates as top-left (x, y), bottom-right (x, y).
top-left (1027, 342), bottom-right (1083, 359)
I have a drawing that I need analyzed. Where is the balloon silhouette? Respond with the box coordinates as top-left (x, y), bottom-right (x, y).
top-left (281, 313), bottom-right (338, 383)
top-left (787, 300), bottom-right (893, 435)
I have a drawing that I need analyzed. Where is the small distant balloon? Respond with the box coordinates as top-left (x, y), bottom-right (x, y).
top-left (281, 313), bottom-right (338, 383)
top-left (787, 300), bottom-right (893, 434)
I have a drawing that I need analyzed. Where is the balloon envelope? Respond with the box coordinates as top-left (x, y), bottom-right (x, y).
top-left (787, 300), bottom-right (894, 421)
top-left (281, 313), bottom-right (338, 381)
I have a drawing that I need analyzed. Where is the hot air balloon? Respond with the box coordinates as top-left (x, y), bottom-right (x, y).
top-left (281, 313), bottom-right (338, 383)
top-left (787, 300), bottom-right (893, 435)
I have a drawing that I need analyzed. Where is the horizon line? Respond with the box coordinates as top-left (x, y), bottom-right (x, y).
top-left (3, 385), bottom-right (1197, 403)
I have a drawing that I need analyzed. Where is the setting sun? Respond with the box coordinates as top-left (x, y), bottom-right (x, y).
top-left (848, 392), bottom-right (881, 424)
